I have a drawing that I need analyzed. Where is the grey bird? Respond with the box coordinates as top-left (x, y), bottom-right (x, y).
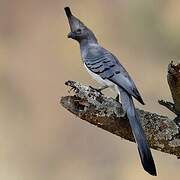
top-left (64, 7), bottom-right (157, 176)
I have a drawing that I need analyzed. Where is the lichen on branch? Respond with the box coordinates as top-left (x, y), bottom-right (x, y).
top-left (60, 80), bottom-right (180, 158)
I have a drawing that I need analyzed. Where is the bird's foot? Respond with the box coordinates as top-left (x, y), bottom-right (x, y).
top-left (89, 85), bottom-right (108, 94)
top-left (115, 94), bottom-right (119, 102)
top-left (89, 86), bottom-right (102, 94)
top-left (115, 94), bottom-right (126, 118)
top-left (119, 111), bottom-right (126, 118)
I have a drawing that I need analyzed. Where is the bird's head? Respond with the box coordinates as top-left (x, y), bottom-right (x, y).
top-left (64, 7), bottom-right (97, 43)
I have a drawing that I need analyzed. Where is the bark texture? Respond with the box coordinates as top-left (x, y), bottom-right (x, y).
top-left (167, 61), bottom-right (180, 115)
top-left (60, 62), bottom-right (180, 158)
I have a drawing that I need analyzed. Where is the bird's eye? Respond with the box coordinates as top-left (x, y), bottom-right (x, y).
top-left (76, 29), bottom-right (82, 34)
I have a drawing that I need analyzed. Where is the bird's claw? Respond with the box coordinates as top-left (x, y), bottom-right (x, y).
top-left (115, 94), bottom-right (119, 102)
top-left (89, 86), bottom-right (103, 94)
top-left (119, 111), bottom-right (126, 118)
top-left (68, 86), bottom-right (77, 93)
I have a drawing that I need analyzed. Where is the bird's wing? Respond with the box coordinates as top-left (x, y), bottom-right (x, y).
top-left (85, 52), bottom-right (145, 104)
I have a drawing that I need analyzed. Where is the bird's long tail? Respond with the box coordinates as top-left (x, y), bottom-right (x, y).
top-left (118, 87), bottom-right (157, 176)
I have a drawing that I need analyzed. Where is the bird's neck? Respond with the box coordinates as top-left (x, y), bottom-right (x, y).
top-left (80, 39), bottom-right (101, 61)
top-left (80, 38), bottom-right (98, 51)
top-left (80, 37), bottom-right (98, 45)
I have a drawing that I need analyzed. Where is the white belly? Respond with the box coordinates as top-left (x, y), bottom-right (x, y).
top-left (84, 63), bottom-right (115, 87)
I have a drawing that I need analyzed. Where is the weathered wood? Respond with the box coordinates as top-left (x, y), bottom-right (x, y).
top-left (60, 80), bottom-right (180, 158)
top-left (167, 61), bottom-right (180, 115)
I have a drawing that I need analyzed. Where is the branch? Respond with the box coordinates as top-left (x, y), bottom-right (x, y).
top-left (158, 100), bottom-right (176, 114)
top-left (60, 80), bottom-right (180, 158)
top-left (167, 61), bottom-right (180, 115)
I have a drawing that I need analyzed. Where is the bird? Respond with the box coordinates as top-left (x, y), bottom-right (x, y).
top-left (64, 6), bottom-right (157, 176)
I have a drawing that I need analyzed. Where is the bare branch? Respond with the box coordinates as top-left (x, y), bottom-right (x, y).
top-left (167, 61), bottom-right (180, 115)
top-left (60, 80), bottom-right (180, 158)
top-left (158, 100), bottom-right (176, 114)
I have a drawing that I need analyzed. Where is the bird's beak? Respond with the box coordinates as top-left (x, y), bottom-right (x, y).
top-left (64, 7), bottom-right (85, 35)
top-left (67, 32), bottom-right (75, 39)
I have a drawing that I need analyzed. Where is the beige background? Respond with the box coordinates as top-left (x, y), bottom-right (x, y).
top-left (0, 0), bottom-right (180, 179)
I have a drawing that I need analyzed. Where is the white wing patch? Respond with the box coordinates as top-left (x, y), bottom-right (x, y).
top-left (84, 63), bottom-right (115, 87)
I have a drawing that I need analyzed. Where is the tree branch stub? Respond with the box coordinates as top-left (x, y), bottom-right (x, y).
top-left (167, 61), bottom-right (180, 115)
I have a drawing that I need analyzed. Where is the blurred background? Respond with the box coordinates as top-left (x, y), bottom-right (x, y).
top-left (0, 0), bottom-right (180, 179)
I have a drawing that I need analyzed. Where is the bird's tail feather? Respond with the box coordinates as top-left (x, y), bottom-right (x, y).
top-left (118, 87), bottom-right (157, 176)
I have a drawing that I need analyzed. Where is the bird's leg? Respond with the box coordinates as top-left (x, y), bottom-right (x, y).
top-left (98, 85), bottom-right (109, 91)
top-left (115, 94), bottom-right (119, 102)
top-left (119, 111), bottom-right (126, 118)
top-left (89, 85), bottom-right (109, 93)
top-left (115, 94), bottom-right (126, 118)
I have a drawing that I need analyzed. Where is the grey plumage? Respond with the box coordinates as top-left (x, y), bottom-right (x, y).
top-left (84, 49), bottom-right (145, 104)
top-left (118, 86), bottom-right (156, 175)
top-left (64, 7), bottom-right (157, 176)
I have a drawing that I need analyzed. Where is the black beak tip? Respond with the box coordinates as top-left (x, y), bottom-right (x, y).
top-left (64, 7), bottom-right (72, 17)
top-left (67, 32), bottom-right (72, 38)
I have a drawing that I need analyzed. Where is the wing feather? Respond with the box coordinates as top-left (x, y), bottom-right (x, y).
top-left (85, 52), bottom-right (145, 104)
